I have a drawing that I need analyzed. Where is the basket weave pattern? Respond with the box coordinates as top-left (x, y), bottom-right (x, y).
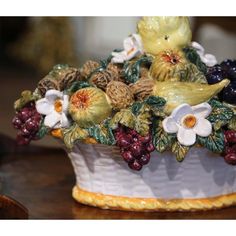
top-left (68, 143), bottom-right (236, 200)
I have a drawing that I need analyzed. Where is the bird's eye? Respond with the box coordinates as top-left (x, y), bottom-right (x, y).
top-left (164, 35), bottom-right (169, 40)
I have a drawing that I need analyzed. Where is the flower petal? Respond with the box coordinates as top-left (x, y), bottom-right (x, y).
top-left (62, 95), bottom-right (69, 113)
top-left (177, 126), bottom-right (196, 146)
top-left (191, 41), bottom-right (205, 54)
top-left (191, 41), bottom-right (217, 67)
top-left (126, 49), bottom-right (139, 60)
top-left (61, 113), bottom-right (70, 128)
top-left (131, 34), bottom-right (143, 52)
top-left (123, 37), bottom-right (134, 51)
top-left (192, 102), bottom-right (212, 119)
top-left (162, 117), bottom-right (178, 134)
top-left (111, 51), bottom-right (127, 63)
top-left (193, 118), bottom-right (212, 137)
top-left (36, 98), bottom-right (54, 115)
top-left (203, 54), bottom-right (217, 67)
top-left (45, 90), bottom-right (63, 104)
top-left (171, 103), bottom-right (193, 124)
top-left (44, 112), bottom-right (61, 128)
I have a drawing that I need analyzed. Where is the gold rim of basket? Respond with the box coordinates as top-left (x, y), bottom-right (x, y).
top-left (72, 186), bottom-right (236, 212)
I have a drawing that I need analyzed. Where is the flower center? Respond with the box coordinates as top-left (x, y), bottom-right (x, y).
top-left (71, 90), bottom-right (90, 109)
top-left (182, 114), bottom-right (197, 129)
top-left (54, 99), bottom-right (63, 113)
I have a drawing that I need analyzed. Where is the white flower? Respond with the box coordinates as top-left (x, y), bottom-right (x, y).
top-left (36, 89), bottom-right (70, 129)
top-left (162, 103), bottom-right (212, 146)
top-left (191, 41), bottom-right (217, 67)
top-left (111, 34), bottom-right (143, 63)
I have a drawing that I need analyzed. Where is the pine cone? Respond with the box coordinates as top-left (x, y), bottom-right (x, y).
top-left (106, 63), bottom-right (124, 81)
top-left (37, 76), bottom-right (60, 96)
top-left (129, 79), bottom-right (154, 101)
top-left (80, 60), bottom-right (100, 79)
top-left (57, 67), bottom-right (80, 90)
top-left (90, 70), bottom-right (113, 91)
top-left (106, 81), bottom-right (134, 110)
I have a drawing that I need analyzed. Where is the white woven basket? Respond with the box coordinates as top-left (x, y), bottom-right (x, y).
top-left (67, 142), bottom-right (236, 211)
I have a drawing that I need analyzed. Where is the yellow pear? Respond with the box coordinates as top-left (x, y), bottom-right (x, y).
top-left (137, 16), bottom-right (192, 55)
top-left (152, 79), bottom-right (230, 114)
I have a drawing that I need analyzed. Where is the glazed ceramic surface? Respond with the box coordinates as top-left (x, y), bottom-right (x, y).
top-left (12, 17), bottom-right (236, 211)
top-left (68, 142), bottom-right (236, 199)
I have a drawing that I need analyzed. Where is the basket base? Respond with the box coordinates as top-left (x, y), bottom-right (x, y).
top-left (72, 186), bottom-right (236, 212)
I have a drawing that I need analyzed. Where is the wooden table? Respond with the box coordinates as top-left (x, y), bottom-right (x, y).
top-left (1, 134), bottom-right (236, 219)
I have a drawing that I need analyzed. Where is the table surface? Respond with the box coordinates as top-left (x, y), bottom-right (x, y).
top-left (1, 134), bottom-right (236, 219)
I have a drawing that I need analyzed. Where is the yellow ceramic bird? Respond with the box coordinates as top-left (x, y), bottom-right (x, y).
top-left (131, 78), bottom-right (230, 114)
top-left (137, 17), bottom-right (192, 55)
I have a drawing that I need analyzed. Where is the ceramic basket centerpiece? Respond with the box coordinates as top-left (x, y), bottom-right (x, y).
top-left (12, 17), bottom-right (236, 212)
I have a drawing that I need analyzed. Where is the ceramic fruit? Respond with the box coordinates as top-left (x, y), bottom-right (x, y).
top-left (69, 87), bottom-right (112, 128)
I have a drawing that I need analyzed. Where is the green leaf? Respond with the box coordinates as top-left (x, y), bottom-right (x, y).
top-left (223, 102), bottom-right (236, 114)
top-left (110, 109), bottom-right (136, 130)
top-left (35, 123), bottom-right (49, 139)
top-left (123, 56), bottom-right (153, 83)
top-left (176, 63), bottom-right (207, 84)
top-left (183, 47), bottom-right (207, 74)
top-left (135, 110), bottom-right (151, 136)
top-left (99, 59), bottom-right (110, 68)
top-left (132, 104), bottom-right (151, 136)
top-left (197, 129), bottom-right (225, 154)
top-left (144, 96), bottom-right (166, 117)
top-left (131, 102), bottom-right (144, 116)
top-left (14, 90), bottom-right (36, 111)
top-left (62, 124), bottom-right (89, 149)
top-left (152, 110), bottom-right (166, 118)
top-left (88, 119), bottom-right (116, 145)
top-left (213, 120), bottom-right (226, 131)
top-left (228, 115), bottom-right (236, 130)
top-left (145, 96), bottom-right (166, 108)
top-left (222, 102), bottom-right (236, 130)
top-left (152, 120), bottom-right (175, 153)
top-left (110, 105), bottom-right (151, 136)
top-left (171, 141), bottom-right (190, 162)
top-left (208, 99), bottom-right (234, 130)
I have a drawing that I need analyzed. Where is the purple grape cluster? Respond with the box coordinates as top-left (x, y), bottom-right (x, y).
top-left (12, 102), bottom-right (42, 145)
top-left (223, 130), bottom-right (236, 165)
top-left (206, 59), bottom-right (236, 104)
top-left (114, 125), bottom-right (155, 171)
top-left (221, 60), bottom-right (236, 80)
